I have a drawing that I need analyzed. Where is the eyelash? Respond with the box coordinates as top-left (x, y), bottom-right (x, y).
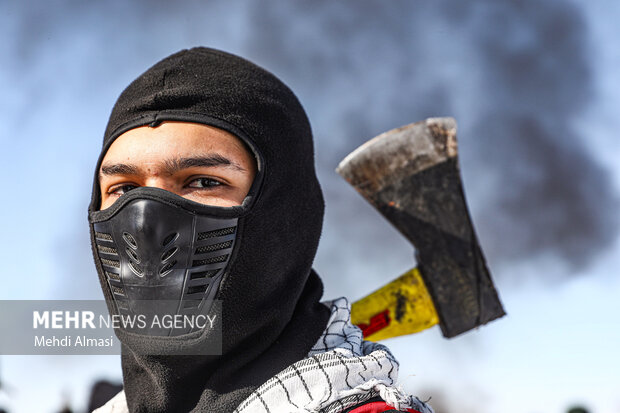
top-left (107, 184), bottom-right (137, 196)
top-left (187, 177), bottom-right (223, 189)
top-left (107, 178), bottom-right (223, 196)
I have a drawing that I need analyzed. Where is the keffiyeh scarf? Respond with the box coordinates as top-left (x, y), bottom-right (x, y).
top-left (95, 298), bottom-right (433, 413)
top-left (234, 298), bottom-right (433, 413)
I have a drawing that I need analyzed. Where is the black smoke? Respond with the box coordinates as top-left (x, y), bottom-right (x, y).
top-left (2, 0), bottom-right (616, 302)
top-left (242, 0), bottom-right (619, 274)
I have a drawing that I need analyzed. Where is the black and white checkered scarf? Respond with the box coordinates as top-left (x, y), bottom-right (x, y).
top-left (234, 298), bottom-right (434, 413)
top-left (95, 298), bottom-right (433, 413)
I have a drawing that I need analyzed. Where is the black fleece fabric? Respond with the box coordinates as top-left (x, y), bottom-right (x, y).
top-left (88, 47), bottom-right (331, 412)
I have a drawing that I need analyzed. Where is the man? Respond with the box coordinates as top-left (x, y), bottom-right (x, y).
top-left (90, 47), bottom-right (432, 413)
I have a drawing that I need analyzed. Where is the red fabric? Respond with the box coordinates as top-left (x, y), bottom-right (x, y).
top-left (349, 401), bottom-right (422, 413)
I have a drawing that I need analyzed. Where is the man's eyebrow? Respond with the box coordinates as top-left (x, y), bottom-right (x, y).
top-left (164, 155), bottom-right (247, 174)
top-left (99, 155), bottom-right (247, 178)
top-left (100, 163), bottom-right (140, 177)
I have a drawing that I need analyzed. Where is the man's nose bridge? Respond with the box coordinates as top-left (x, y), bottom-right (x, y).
top-left (143, 176), bottom-right (176, 193)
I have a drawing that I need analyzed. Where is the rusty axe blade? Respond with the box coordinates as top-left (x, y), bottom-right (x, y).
top-left (337, 117), bottom-right (505, 338)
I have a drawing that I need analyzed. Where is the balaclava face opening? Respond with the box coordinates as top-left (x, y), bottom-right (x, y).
top-left (88, 47), bottom-right (330, 412)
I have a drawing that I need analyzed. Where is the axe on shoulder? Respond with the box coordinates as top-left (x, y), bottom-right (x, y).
top-left (337, 117), bottom-right (505, 340)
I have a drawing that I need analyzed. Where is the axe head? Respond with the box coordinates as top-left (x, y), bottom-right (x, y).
top-left (337, 117), bottom-right (505, 338)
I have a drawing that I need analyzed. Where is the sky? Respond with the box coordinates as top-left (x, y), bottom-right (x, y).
top-left (0, 1), bottom-right (619, 412)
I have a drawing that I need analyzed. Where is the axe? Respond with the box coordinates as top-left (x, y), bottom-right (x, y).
top-left (338, 117), bottom-right (505, 339)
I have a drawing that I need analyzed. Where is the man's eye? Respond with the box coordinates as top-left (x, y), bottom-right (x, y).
top-left (188, 178), bottom-right (223, 188)
top-left (109, 184), bottom-right (138, 195)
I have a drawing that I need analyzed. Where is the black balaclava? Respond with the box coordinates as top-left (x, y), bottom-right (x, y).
top-left (87, 47), bottom-right (331, 412)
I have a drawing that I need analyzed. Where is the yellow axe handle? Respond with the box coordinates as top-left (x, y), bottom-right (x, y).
top-left (350, 268), bottom-right (439, 341)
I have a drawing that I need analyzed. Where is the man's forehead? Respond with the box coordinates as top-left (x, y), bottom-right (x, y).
top-left (106, 122), bottom-right (248, 151)
top-left (99, 122), bottom-right (255, 175)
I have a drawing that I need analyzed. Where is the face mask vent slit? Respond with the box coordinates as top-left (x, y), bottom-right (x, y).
top-left (197, 227), bottom-right (236, 240)
top-left (95, 232), bottom-right (113, 241)
top-left (129, 261), bottom-right (144, 277)
top-left (162, 232), bottom-right (179, 246)
top-left (106, 271), bottom-right (121, 281)
top-left (123, 232), bottom-right (138, 249)
top-left (190, 269), bottom-right (219, 280)
top-left (195, 241), bottom-right (233, 254)
top-left (159, 260), bottom-right (177, 276)
top-left (101, 258), bottom-right (120, 268)
top-left (161, 247), bottom-right (178, 262)
top-left (192, 255), bottom-right (229, 267)
top-left (187, 284), bottom-right (208, 295)
top-left (97, 245), bottom-right (118, 255)
top-left (126, 248), bottom-right (140, 263)
top-left (110, 285), bottom-right (125, 296)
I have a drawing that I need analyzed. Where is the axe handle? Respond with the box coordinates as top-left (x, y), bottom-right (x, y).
top-left (351, 268), bottom-right (439, 341)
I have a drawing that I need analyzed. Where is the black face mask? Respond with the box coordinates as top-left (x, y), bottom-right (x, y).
top-left (89, 187), bottom-right (239, 337)
top-left (88, 47), bottom-right (330, 412)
